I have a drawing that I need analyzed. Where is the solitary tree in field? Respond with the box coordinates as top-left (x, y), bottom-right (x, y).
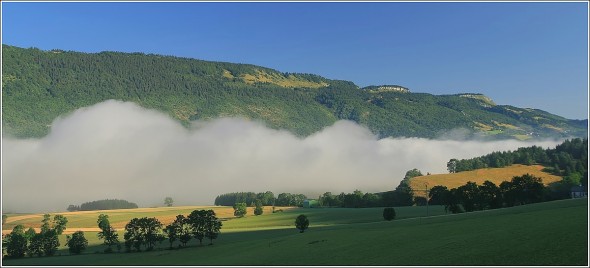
top-left (164, 197), bottom-right (174, 207)
top-left (254, 199), bottom-right (264, 216)
top-left (383, 207), bottom-right (396, 221)
top-left (233, 202), bottom-right (247, 218)
top-left (295, 214), bottom-right (309, 233)
top-left (66, 231), bottom-right (88, 255)
top-left (2, 214), bottom-right (7, 225)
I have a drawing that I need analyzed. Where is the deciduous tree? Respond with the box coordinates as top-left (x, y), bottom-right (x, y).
top-left (97, 214), bottom-right (119, 252)
top-left (41, 229), bottom-right (60, 256)
top-left (123, 217), bottom-right (164, 252)
top-left (188, 210), bottom-right (207, 245)
top-left (233, 202), bottom-right (247, 218)
top-left (203, 210), bottom-right (222, 245)
top-left (164, 197), bottom-right (174, 207)
top-left (5, 226), bottom-right (28, 258)
top-left (254, 200), bottom-right (264, 216)
top-left (428, 185), bottom-right (448, 205)
top-left (66, 231), bottom-right (88, 255)
top-left (295, 214), bottom-right (309, 233)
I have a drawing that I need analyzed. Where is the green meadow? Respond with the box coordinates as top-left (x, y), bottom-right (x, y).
top-left (2, 199), bottom-right (587, 266)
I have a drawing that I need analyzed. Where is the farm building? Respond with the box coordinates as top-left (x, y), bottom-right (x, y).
top-left (303, 199), bottom-right (319, 208)
top-left (570, 185), bottom-right (587, 199)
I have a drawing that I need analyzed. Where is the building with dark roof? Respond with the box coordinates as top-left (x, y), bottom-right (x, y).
top-left (570, 185), bottom-right (588, 199)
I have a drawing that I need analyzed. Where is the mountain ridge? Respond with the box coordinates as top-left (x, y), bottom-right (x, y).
top-left (1, 44), bottom-right (587, 140)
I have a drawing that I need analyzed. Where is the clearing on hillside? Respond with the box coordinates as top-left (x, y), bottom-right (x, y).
top-left (409, 164), bottom-right (561, 197)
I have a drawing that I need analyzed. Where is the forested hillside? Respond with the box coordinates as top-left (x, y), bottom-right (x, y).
top-left (2, 45), bottom-right (587, 139)
top-left (448, 138), bottom-right (587, 179)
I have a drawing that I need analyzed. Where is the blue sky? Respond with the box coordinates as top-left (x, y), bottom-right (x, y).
top-left (2, 2), bottom-right (588, 119)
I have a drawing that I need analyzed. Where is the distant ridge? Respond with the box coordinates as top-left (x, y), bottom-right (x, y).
top-left (2, 44), bottom-right (587, 140)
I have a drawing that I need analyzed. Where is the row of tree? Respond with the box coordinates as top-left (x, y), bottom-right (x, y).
top-left (2, 214), bottom-right (68, 258)
top-left (3, 209), bottom-right (223, 259)
top-left (67, 199), bottom-right (138, 211)
top-left (429, 174), bottom-right (547, 213)
top-left (214, 191), bottom-right (308, 207)
top-left (318, 169), bottom-right (422, 208)
top-left (101, 209), bottom-right (222, 253)
top-left (231, 200), bottom-right (268, 218)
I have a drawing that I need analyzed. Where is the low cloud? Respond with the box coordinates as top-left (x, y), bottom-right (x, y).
top-left (1, 100), bottom-right (562, 213)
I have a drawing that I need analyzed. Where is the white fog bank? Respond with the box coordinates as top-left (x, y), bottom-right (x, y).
top-left (1, 100), bottom-right (563, 213)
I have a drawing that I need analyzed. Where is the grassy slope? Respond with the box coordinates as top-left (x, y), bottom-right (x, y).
top-left (408, 164), bottom-right (562, 197)
top-left (2, 199), bottom-right (587, 266)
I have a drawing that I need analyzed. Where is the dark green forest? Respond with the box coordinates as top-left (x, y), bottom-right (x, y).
top-left (214, 191), bottom-right (307, 207)
top-left (67, 199), bottom-right (138, 211)
top-left (2, 45), bottom-right (587, 139)
top-left (448, 138), bottom-right (588, 183)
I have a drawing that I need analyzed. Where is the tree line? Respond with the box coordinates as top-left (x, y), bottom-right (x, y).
top-left (318, 169), bottom-right (423, 208)
top-left (2, 214), bottom-right (68, 258)
top-left (214, 191), bottom-right (307, 207)
top-left (429, 174), bottom-right (548, 213)
top-left (2, 209), bottom-right (222, 259)
top-left (447, 138), bottom-right (587, 183)
top-left (67, 199), bottom-right (139, 211)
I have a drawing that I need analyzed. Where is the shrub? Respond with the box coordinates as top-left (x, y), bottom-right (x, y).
top-left (295, 214), bottom-right (309, 233)
top-left (254, 200), bottom-right (264, 216)
top-left (383, 207), bottom-right (396, 221)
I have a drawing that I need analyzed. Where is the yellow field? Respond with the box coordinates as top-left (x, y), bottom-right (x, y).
top-left (409, 164), bottom-right (562, 198)
top-left (2, 206), bottom-right (295, 235)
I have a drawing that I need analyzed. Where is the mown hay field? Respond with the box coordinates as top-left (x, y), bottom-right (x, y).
top-left (409, 164), bottom-right (562, 197)
top-left (2, 206), bottom-right (294, 234)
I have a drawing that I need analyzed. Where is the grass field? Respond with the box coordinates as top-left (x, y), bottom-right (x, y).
top-left (2, 198), bottom-right (587, 266)
top-left (2, 206), bottom-right (299, 235)
top-left (409, 164), bottom-right (562, 197)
